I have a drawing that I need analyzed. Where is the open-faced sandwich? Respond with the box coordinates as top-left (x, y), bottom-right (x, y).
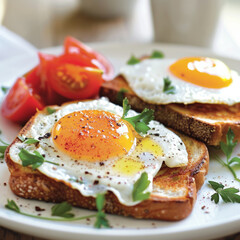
top-left (5, 98), bottom-right (209, 221)
top-left (100, 54), bottom-right (240, 145)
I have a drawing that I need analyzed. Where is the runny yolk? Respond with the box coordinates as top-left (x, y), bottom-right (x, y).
top-left (52, 110), bottom-right (134, 162)
top-left (169, 57), bottom-right (232, 89)
top-left (113, 137), bottom-right (163, 176)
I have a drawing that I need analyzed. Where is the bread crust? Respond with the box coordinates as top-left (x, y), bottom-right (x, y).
top-left (100, 76), bottom-right (240, 145)
top-left (5, 104), bottom-right (209, 221)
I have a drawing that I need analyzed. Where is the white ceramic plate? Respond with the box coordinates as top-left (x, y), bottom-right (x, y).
top-left (0, 43), bottom-right (240, 240)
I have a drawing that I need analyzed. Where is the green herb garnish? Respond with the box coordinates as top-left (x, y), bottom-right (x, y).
top-left (0, 146), bottom-right (8, 159)
top-left (51, 202), bottom-right (75, 218)
top-left (150, 50), bottom-right (164, 59)
top-left (46, 107), bottom-right (56, 114)
top-left (116, 88), bottom-right (128, 104)
top-left (0, 133), bottom-right (9, 159)
top-left (18, 135), bottom-right (39, 144)
top-left (5, 200), bottom-right (20, 212)
top-left (1, 86), bottom-right (9, 94)
top-left (127, 55), bottom-right (140, 65)
top-left (25, 138), bottom-right (39, 144)
top-left (209, 181), bottom-right (240, 204)
top-left (122, 98), bottom-right (154, 135)
top-left (94, 194), bottom-right (110, 228)
top-left (215, 128), bottom-right (240, 182)
top-left (5, 194), bottom-right (110, 228)
top-left (18, 149), bottom-right (59, 169)
top-left (132, 172), bottom-right (150, 201)
top-left (163, 77), bottom-right (176, 94)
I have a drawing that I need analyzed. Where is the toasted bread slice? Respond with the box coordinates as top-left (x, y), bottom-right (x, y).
top-left (5, 104), bottom-right (209, 221)
top-left (100, 76), bottom-right (240, 145)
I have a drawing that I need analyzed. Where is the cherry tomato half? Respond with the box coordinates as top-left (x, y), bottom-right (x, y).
top-left (38, 53), bottom-right (67, 105)
top-left (49, 62), bottom-right (103, 100)
top-left (1, 77), bottom-right (44, 123)
top-left (64, 37), bottom-right (114, 81)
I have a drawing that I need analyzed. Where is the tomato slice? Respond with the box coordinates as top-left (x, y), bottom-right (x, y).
top-left (49, 62), bottom-right (103, 99)
top-left (1, 77), bottom-right (44, 123)
top-left (38, 53), bottom-right (67, 105)
top-left (24, 65), bottom-right (40, 88)
top-left (64, 37), bottom-right (114, 81)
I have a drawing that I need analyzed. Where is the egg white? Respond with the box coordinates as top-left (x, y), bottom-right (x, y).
top-left (9, 98), bottom-right (188, 206)
top-left (120, 58), bottom-right (240, 105)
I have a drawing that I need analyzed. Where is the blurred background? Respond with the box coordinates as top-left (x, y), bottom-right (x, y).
top-left (0, 0), bottom-right (240, 57)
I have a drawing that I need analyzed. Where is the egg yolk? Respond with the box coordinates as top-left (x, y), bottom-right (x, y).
top-left (52, 110), bottom-right (135, 162)
top-left (113, 137), bottom-right (163, 176)
top-left (169, 57), bottom-right (232, 89)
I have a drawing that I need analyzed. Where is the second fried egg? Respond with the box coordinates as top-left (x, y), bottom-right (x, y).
top-left (120, 57), bottom-right (240, 105)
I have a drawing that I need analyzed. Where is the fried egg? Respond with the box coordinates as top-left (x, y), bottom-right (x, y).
top-left (120, 57), bottom-right (240, 105)
top-left (9, 98), bottom-right (188, 206)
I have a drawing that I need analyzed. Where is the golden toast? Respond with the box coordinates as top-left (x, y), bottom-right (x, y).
top-left (5, 102), bottom-right (209, 221)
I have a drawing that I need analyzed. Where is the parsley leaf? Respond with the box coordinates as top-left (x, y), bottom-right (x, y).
top-left (127, 55), bottom-right (140, 65)
top-left (163, 77), bottom-right (176, 94)
top-left (150, 50), bottom-right (164, 59)
top-left (51, 202), bottom-right (75, 218)
top-left (116, 88), bottom-right (128, 104)
top-left (220, 128), bottom-right (237, 160)
top-left (209, 181), bottom-right (224, 191)
top-left (132, 172), bottom-right (151, 201)
top-left (122, 98), bottom-right (154, 135)
top-left (5, 199), bottom-right (20, 212)
top-left (1, 86), bottom-right (9, 94)
top-left (0, 134), bottom-right (9, 159)
top-left (122, 98), bottom-right (131, 118)
top-left (18, 136), bottom-right (39, 144)
top-left (46, 107), bottom-right (56, 114)
top-left (19, 149), bottom-right (44, 169)
top-left (18, 149), bottom-right (59, 169)
top-left (215, 128), bottom-right (240, 182)
top-left (209, 181), bottom-right (240, 204)
top-left (94, 193), bottom-right (110, 228)
top-left (24, 138), bottom-right (40, 144)
top-left (0, 146), bottom-right (8, 159)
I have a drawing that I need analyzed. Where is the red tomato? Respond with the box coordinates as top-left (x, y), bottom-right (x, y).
top-left (38, 53), bottom-right (67, 105)
top-left (24, 65), bottom-right (40, 89)
top-left (49, 62), bottom-right (103, 99)
top-left (1, 77), bottom-right (44, 123)
top-left (64, 37), bottom-right (114, 81)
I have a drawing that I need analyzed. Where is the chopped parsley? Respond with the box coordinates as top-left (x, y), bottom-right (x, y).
top-left (46, 107), bottom-right (56, 114)
top-left (18, 149), bottom-right (59, 169)
top-left (163, 77), bottom-right (176, 94)
top-left (122, 98), bottom-right (154, 135)
top-left (132, 172), bottom-right (151, 201)
top-left (1, 86), bottom-right (9, 94)
top-left (150, 50), bottom-right (164, 59)
top-left (18, 136), bottom-right (39, 144)
top-left (0, 131), bottom-right (9, 159)
top-left (116, 88), bottom-right (128, 104)
top-left (127, 55), bottom-right (140, 65)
